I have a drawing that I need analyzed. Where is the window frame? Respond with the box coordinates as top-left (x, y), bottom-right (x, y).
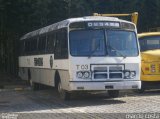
top-left (54, 28), bottom-right (68, 59)
top-left (139, 35), bottom-right (160, 52)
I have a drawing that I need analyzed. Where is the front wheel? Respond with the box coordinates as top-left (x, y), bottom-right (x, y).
top-left (136, 81), bottom-right (145, 93)
top-left (136, 86), bottom-right (145, 93)
top-left (58, 81), bottom-right (70, 101)
top-left (108, 90), bottom-right (119, 98)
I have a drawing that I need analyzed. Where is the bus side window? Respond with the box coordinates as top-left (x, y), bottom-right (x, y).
top-left (47, 32), bottom-right (56, 53)
top-left (38, 35), bottom-right (47, 54)
top-left (61, 29), bottom-right (68, 58)
top-left (30, 38), bottom-right (38, 54)
top-left (54, 29), bottom-right (68, 59)
top-left (25, 39), bottom-right (31, 55)
top-left (54, 31), bottom-right (61, 59)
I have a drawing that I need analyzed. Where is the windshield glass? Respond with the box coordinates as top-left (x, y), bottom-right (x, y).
top-left (139, 36), bottom-right (160, 51)
top-left (69, 29), bottom-right (138, 57)
top-left (70, 30), bottom-right (106, 56)
top-left (107, 30), bottom-right (138, 57)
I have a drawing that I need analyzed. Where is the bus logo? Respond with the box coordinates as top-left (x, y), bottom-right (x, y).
top-left (34, 58), bottom-right (43, 66)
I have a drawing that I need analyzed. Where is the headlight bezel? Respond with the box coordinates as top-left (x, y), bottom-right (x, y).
top-left (130, 71), bottom-right (136, 78)
top-left (77, 71), bottom-right (83, 78)
top-left (124, 71), bottom-right (130, 78)
top-left (124, 70), bottom-right (136, 79)
top-left (83, 71), bottom-right (90, 78)
top-left (76, 71), bottom-right (91, 79)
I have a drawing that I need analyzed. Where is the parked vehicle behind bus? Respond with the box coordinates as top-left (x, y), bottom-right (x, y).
top-left (138, 32), bottom-right (160, 92)
top-left (19, 16), bottom-right (141, 100)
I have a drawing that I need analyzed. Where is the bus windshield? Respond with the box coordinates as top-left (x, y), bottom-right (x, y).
top-left (139, 36), bottom-right (160, 52)
top-left (107, 30), bottom-right (138, 57)
top-left (69, 29), bottom-right (138, 57)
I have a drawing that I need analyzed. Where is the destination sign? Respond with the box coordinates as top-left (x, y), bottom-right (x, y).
top-left (69, 21), bottom-right (122, 30)
top-left (87, 21), bottom-right (120, 28)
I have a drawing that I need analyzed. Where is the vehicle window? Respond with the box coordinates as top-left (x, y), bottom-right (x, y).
top-left (139, 36), bottom-right (160, 51)
top-left (70, 30), bottom-right (106, 56)
top-left (54, 29), bottom-right (68, 59)
top-left (38, 35), bottom-right (46, 53)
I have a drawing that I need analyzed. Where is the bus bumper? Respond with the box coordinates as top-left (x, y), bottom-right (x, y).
top-left (69, 81), bottom-right (141, 91)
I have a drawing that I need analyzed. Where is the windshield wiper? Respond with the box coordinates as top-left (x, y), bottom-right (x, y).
top-left (107, 44), bottom-right (126, 58)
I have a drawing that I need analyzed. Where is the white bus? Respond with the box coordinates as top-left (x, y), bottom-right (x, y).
top-left (19, 16), bottom-right (141, 100)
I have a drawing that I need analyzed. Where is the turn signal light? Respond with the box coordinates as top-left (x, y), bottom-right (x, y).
top-left (151, 64), bottom-right (156, 73)
top-left (145, 67), bottom-right (149, 71)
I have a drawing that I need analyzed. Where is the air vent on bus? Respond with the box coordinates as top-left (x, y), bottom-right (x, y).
top-left (91, 65), bottom-right (124, 80)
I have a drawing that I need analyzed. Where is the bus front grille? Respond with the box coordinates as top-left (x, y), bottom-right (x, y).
top-left (91, 65), bottom-right (124, 80)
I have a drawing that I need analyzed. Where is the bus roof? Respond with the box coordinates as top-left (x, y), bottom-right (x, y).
top-left (138, 32), bottom-right (160, 39)
top-left (20, 16), bottom-right (134, 40)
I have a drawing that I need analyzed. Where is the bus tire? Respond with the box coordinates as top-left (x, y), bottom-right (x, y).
top-left (137, 89), bottom-right (145, 93)
top-left (55, 71), bottom-right (60, 91)
top-left (136, 81), bottom-right (145, 93)
top-left (108, 90), bottom-right (119, 98)
top-left (137, 86), bottom-right (145, 93)
top-left (57, 80), bottom-right (70, 101)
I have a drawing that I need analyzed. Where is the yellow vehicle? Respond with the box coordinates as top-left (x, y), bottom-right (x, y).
top-left (138, 32), bottom-right (160, 92)
top-left (93, 12), bottom-right (160, 92)
top-left (93, 12), bottom-right (138, 25)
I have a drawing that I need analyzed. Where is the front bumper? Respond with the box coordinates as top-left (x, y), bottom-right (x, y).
top-left (69, 81), bottom-right (141, 91)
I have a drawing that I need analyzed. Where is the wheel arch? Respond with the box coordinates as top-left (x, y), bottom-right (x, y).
top-left (54, 70), bottom-right (61, 89)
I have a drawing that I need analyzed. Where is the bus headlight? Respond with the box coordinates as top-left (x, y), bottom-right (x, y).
top-left (83, 71), bottom-right (90, 78)
top-left (77, 72), bottom-right (83, 78)
top-left (124, 71), bottom-right (130, 78)
top-left (130, 71), bottom-right (136, 78)
top-left (76, 71), bottom-right (91, 79)
top-left (124, 70), bottom-right (136, 79)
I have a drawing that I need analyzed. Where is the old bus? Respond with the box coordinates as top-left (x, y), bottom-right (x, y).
top-left (19, 16), bottom-right (141, 100)
top-left (138, 32), bottom-right (160, 92)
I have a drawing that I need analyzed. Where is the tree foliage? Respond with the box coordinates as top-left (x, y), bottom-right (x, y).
top-left (0, 0), bottom-right (160, 75)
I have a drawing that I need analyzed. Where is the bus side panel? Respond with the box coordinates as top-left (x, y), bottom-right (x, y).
top-left (19, 67), bottom-right (70, 88)
top-left (30, 68), bottom-right (55, 86)
top-left (19, 67), bottom-right (56, 86)
top-left (19, 56), bottom-right (70, 88)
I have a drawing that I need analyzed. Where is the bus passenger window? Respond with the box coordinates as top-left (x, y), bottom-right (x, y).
top-left (55, 29), bottom-right (68, 59)
top-left (25, 39), bottom-right (31, 54)
top-left (38, 35), bottom-right (46, 53)
top-left (30, 38), bottom-right (37, 53)
top-left (47, 32), bottom-right (56, 53)
top-left (61, 30), bottom-right (68, 58)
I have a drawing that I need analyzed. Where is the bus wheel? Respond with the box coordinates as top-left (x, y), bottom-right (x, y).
top-left (137, 86), bottom-right (145, 93)
top-left (137, 88), bottom-right (145, 93)
top-left (58, 81), bottom-right (70, 101)
top-left (136, 82), bottom-right (145, 93)
top-left (108, 90), bottom-right (119, 98)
